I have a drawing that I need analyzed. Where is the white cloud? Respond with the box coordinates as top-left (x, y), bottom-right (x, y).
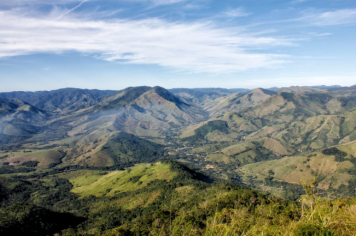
top-left (0, 0), bottom-right (83, 6)
top-left (305, 9), bottom-right (356, 26)
top-left (222, 7), bottom-right (251, 18)
top-left (122, 0), bottom-right (187, 6)
top-left (0, 8), bottom-right (293, 73)
top-left (291, 0), bottom-right (310, 4)
top-left (151, 0), bottom-right (187, 5)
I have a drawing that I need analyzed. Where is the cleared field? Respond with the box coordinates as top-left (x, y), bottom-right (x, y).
top-left (4, 148), bottom-right (64, 167)
top-left (70, 162), bottom-right (176, 197)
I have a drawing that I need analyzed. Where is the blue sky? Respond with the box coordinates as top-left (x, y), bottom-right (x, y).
top-left (0, 0), bottom-right (356, 91)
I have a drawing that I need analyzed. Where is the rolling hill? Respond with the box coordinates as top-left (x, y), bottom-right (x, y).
top-left (182, 91), bottom-right (356, 140)
top-left (203, 88), bottom-right (277, 117)
top-left (241, 140), bottom-right (356, 199)
top-left (179, 92), bottom-right (356, 167)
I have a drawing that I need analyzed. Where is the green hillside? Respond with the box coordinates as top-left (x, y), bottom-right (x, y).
top-left (1, 160), bottom-right (356, 235)
top-left (179, 94), bottom-right (356, 167)
top-left (0, 131), bottom-right (165, 168)
top-left (241, 141), bottom-right (356, 199)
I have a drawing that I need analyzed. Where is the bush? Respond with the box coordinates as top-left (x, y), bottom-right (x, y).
top-left (322, 147), bottom-right (347, 161)
top-left (22, 161), bottom-right (39, 167)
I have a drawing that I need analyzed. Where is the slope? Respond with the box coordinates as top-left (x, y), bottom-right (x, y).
top-left (2, 159), bottom-right (356, 235)
top-left (276, 86), bottom-right (325, 93)
top-left (60, 86), bottom-right (208, 140)
top-left (204, 88), bottom-right (277, 117)
top-left (0, 160), bottom-right (303, 235)
top-left (0, 97), bottom-right (48, 123)
top-left (179, 93), bottom-right (356, 167)
top-left (241, 140), bottom-right (356, 199)
top-left (169, 88), bottom-right (228, 107)
top-left (183, 91), bottom-right (356, 141)
top-left (0, 98), bottom-right (49, 145)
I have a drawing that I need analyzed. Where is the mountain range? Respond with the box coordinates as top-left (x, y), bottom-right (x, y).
top-left (1, 84), bottom-right (356, 199)
top-left (2, 84), bottom-right (356, 235)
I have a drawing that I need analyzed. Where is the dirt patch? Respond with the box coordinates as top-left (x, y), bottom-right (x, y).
top-left (317, 182), bottom-right (330, 190)
top-left (204, 164), bottom-right (216, 169)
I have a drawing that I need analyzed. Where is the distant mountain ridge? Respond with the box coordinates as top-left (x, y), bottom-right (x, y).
top-left (169, 88), bottom-right (251, 107)
top-left (0, 97), bottom-right (48, 123)
top-left (1, 84), bottom-right (355, 156)
top-left (177, 87), bottom-right (250, 93)
top-left (0, 88), bottom-right (118, 113)
top-left (0, 97), bottom-right (49, 145)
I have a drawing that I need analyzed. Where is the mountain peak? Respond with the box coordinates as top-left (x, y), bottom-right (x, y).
top-left (151, 86), bottom-right (184, 106)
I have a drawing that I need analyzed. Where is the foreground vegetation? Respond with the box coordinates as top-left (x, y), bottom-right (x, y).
top-left (0, 160), bottom-right (356, 235)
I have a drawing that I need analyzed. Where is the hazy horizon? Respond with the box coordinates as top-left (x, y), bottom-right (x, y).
top-left (0, 84), bottom-right (352, 93)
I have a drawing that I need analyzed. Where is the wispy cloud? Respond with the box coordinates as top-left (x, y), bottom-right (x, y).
top-left (51, 0), bottom-right (89, 21)
top-left (303, 9), bottom-right (356, 26)
top-left (306, 32), bottom-right (332, 37)
top-left (291, 0), bottom-right (310, 4)
top-left (0, 7), bottom-right (294, 74)
top-left (0, 0), bottom-right (83, 6)
top-left (222, 7), bottom-right (251, 18)
top-left (124, 0), bottom-right (188, 7)
top-left (151, 0), bottom-right (187, 5)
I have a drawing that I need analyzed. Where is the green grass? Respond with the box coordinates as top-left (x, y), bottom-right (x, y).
top-left (70, 162), bottom-right (176, 197)
top-left (241, 141), bottom-right (356, 198)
